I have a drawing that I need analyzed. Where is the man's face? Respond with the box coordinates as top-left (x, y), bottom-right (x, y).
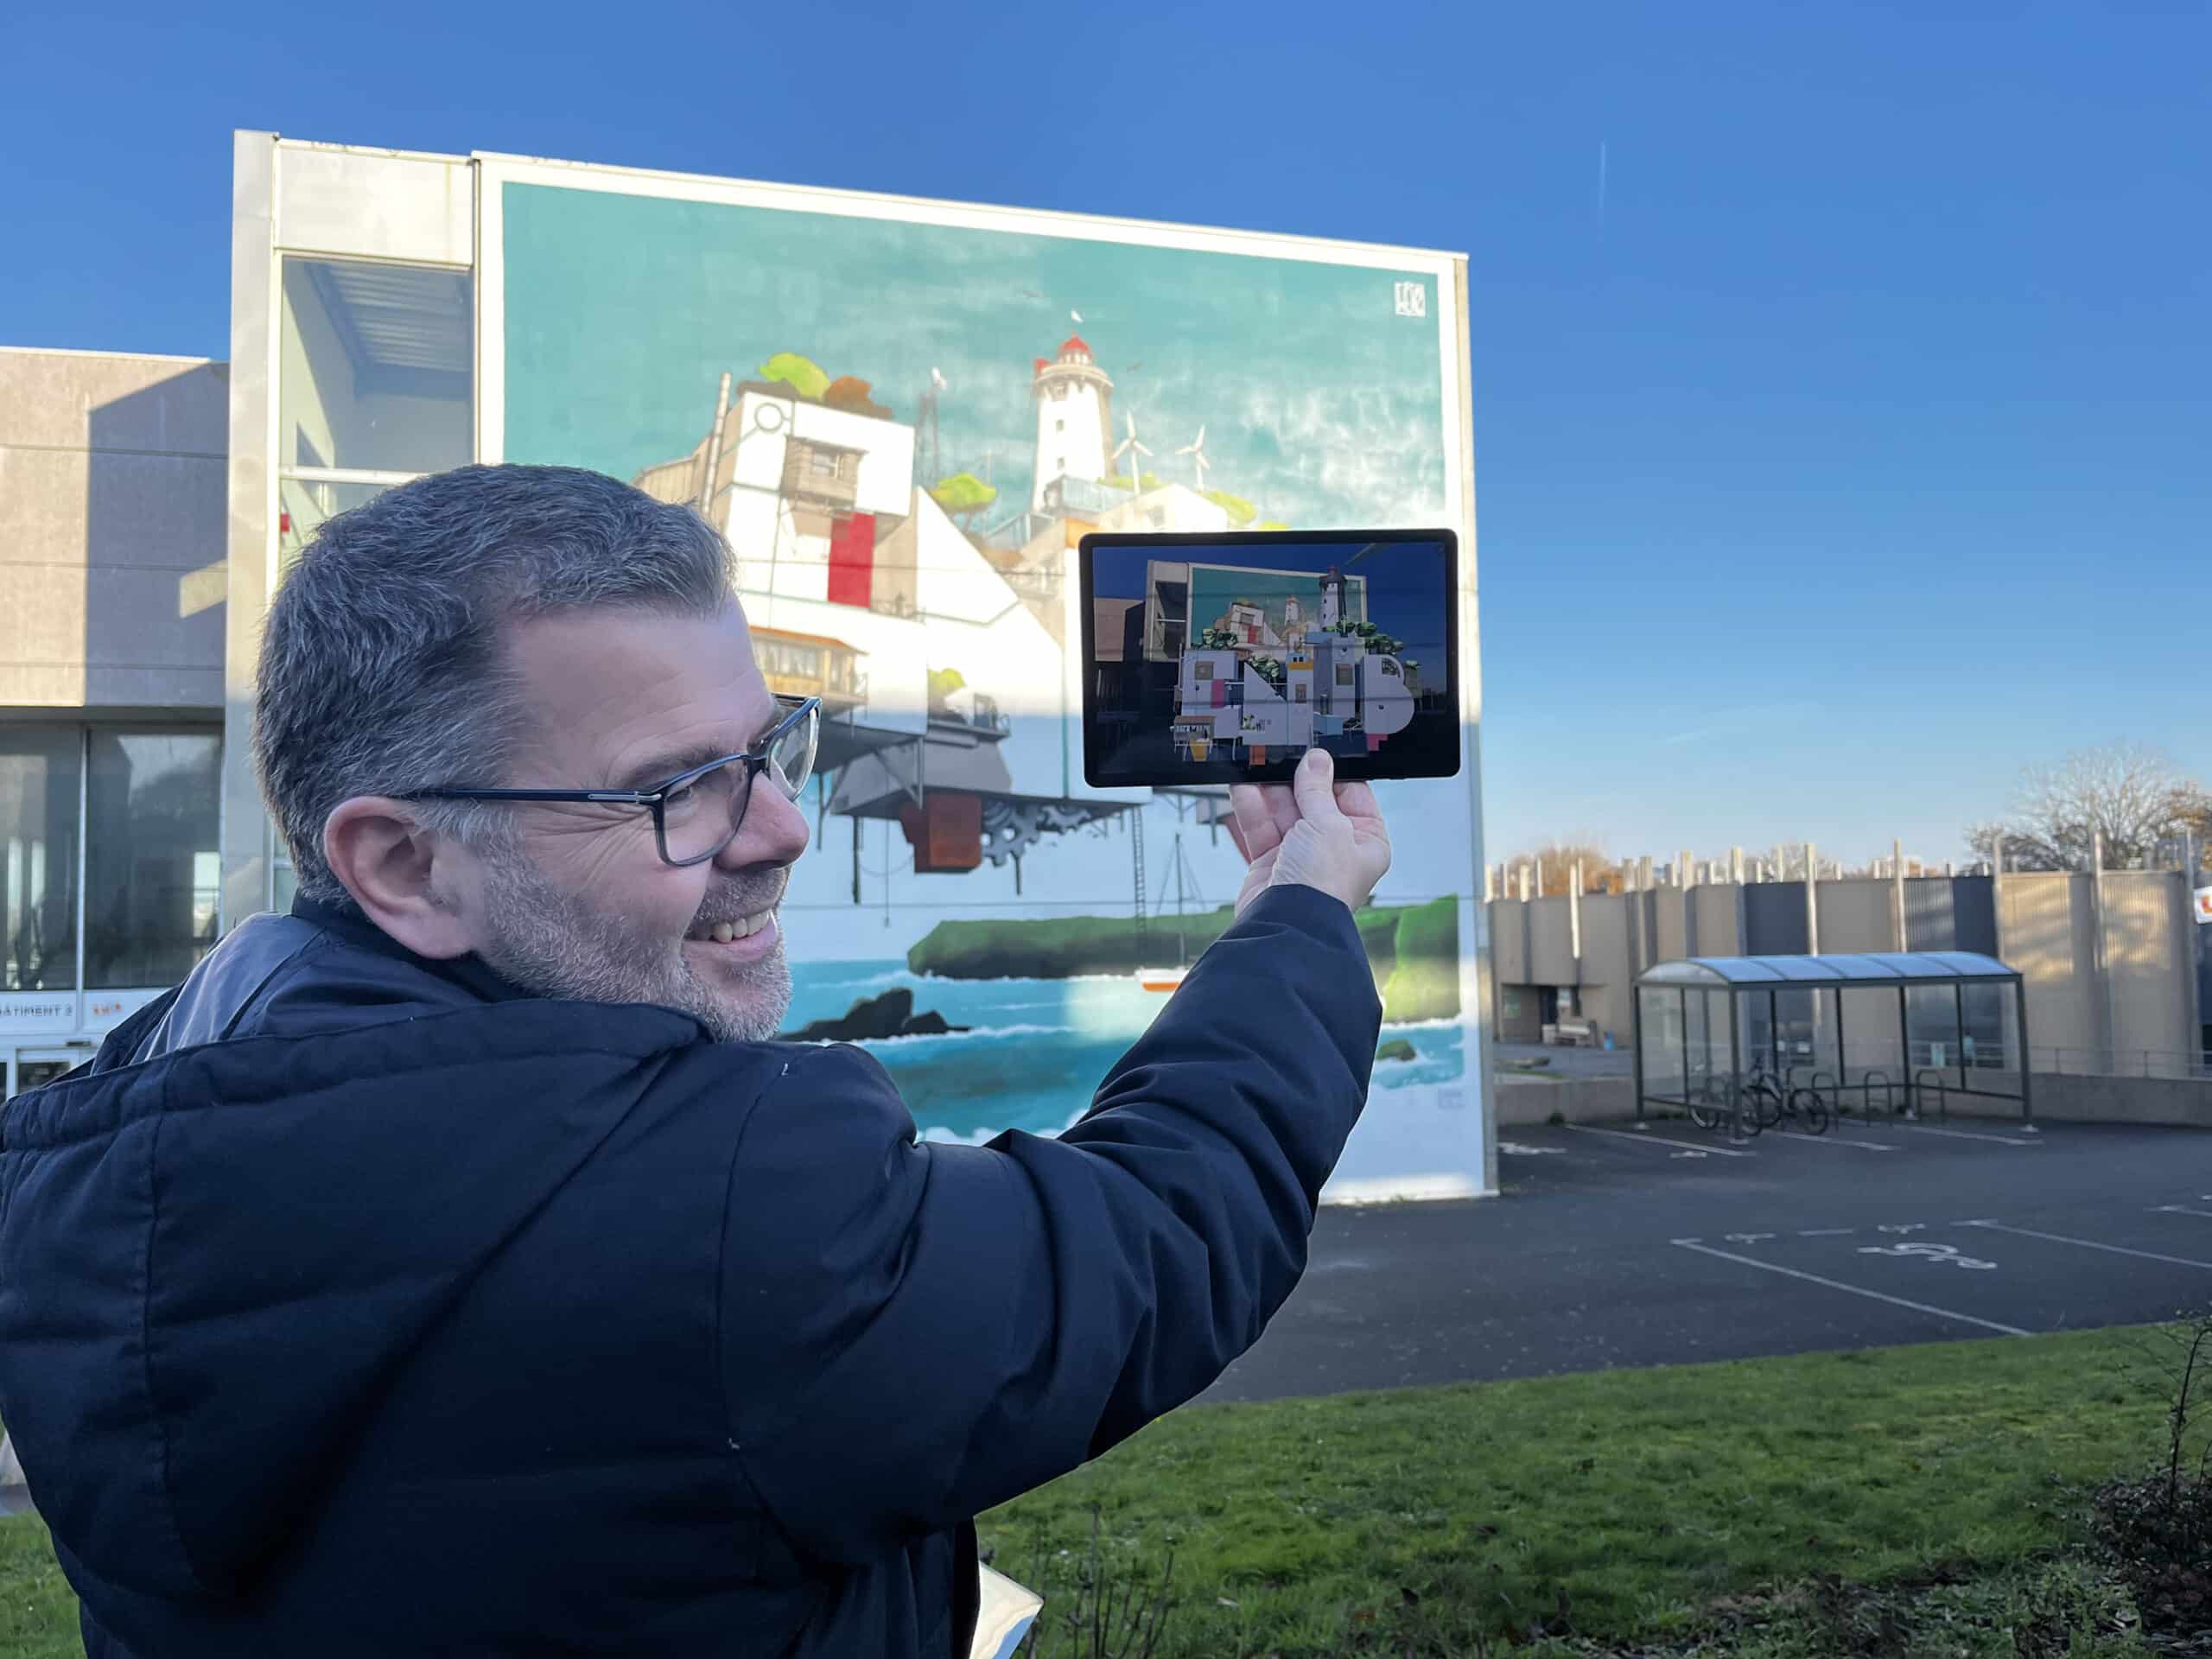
top-left (459, 602), bottom-right (810, 1043)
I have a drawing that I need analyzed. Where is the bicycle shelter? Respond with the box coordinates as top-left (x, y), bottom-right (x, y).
top-left (1632, 952), bottom-right (2031, 1129)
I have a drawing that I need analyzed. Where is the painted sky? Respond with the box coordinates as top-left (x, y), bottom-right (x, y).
top-left (500, 184), bottom-right (1448, 534)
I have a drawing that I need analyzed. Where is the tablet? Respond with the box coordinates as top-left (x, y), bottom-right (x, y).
top-left (1079, 529), bottom-right (1461, 789)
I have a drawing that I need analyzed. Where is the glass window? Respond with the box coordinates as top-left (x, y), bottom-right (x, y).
top-left (1904, 984), bottom-right (1963, 1073)
top-left (279, 257), bottom-right (473, 573)
top-left (272, 860), bottom-right (299, 915)
top-left (85, 734), bottom-right (221, 990)
top-left (1639, 987), bottom-right (1687, 1102)
top-left (0, 728), bottom-right (82, 992)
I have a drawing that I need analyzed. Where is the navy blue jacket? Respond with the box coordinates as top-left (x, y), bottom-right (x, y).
top-left (0, 884), bottom-right (1378, 1656)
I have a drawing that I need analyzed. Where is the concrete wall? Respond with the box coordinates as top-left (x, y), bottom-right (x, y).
top-left (0, 348), bottom-right (228, 711)
top-left (1579, 896), bottom-right (1634, 1039)
top-left (1503, 1072), bottom-right (2209, 1129)
top-left (1817, 879), bottom-right (1896, 953)
top-left (1496, 1076), bottom-right (1634, 1126)
top-left (1529, 894), bottom-right (1577, 986)
top-left (1693, 884), bottom-right (1741, 957)
top-left (1491, 897), bottom-right (1529, 986)
top-left (2001, 873), bottom-right (2101, 1060)
top-left (1950, 1075), bottom-right (2210, 1129)
top-left (2105, 872), bottom-right (2196, 1067)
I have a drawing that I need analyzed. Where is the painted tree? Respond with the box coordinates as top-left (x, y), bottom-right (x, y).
top-left (928, 472), bottom-right (997, 524)
top-left (1331, 619), bottom-right (1406, 658)
top-left (1202, 489), bottom-right (1258, 527)
top-left (758, 353), bottom-right (830, 399)
top-left (1192, 626), bottom-right (1239, 652)
top-left (926, 668), bottom-right (966, 715)
top-left (821, 376), bottom-right (892, 420)
top-left (1102, 471), bottom-right (1165, 493)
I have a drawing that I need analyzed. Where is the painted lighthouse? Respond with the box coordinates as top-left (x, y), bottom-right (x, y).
top-left (1029, 334), bottom-right (1115, 512)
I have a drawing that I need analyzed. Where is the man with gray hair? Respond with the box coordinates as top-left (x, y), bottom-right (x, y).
top-left (0, 465), bottom-right (1393, 1658)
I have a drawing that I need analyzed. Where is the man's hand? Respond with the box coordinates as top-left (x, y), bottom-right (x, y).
top-left (1225, 748), bottom-right (1393, 917)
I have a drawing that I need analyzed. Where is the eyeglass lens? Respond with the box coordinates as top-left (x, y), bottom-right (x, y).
top-left (660, 704), bottom-right (818, 863)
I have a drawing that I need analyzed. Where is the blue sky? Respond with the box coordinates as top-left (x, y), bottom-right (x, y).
top-left (5, 0), bottom-right (2205, 869)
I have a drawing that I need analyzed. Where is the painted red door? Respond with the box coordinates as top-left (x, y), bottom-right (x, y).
top-left (827, 512), bottom-right (875, 608)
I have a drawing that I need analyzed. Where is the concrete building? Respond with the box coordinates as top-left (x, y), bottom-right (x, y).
top-left (1490, 858), bottom-right (2209, 1080)
top-left (1, 347), bottom-right (232, 1095)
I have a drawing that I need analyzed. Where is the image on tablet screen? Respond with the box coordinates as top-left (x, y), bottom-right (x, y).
top-left (1084, 533), bottom-right (1458, 786)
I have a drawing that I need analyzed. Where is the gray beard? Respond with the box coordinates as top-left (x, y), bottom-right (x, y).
top-left (468, 849), bottom-right (792, 1044)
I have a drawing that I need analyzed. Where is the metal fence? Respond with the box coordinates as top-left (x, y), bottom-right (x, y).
top-left (2024, 1046), bottom-right (2212, 1083)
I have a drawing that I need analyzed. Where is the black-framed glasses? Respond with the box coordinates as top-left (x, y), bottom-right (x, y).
top-left (408, 696), bottom-right (820, 868)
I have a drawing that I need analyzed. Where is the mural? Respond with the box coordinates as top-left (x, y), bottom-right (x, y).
top-left (491, 175), bottom-right (1482, 1196)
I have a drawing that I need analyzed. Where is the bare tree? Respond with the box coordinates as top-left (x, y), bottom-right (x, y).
top-left (1503, 841), bottom-right (1621, 895)
top-left (1967, 742), bottom-right (2212, 872)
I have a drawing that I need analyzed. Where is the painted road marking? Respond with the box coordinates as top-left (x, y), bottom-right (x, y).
top-left (1498, 1142), bottom-right (1567, 1156)
top-left (2155, 1205), bottom-right (2212, 1220)
top-left (1669, 1239), bottom-right (2028, 1337)
top-left (1799, 1228), bottom-right (1855, 1236)
top-left (1567, 1125), bottom-right (1756, 1158)
top-left (1858, 1242), bottom-right (1998, 1269)
top-left (1887, 1124), bottom-right (2043, 1147)
top-left (1770, 1132), bottom-right (1900, 1153)
top-left (1962, 1220), bottom-right (2212, 1271)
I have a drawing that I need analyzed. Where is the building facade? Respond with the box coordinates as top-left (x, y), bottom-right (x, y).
top-left (0, 348), bottom-right (231, 1096)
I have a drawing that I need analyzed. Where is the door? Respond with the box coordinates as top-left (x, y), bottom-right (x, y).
top-left (5, 1046), bottom-right (92, 1103)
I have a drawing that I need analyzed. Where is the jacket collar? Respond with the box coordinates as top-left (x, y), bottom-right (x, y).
top-left (289, 894), bottom-right (537, 1007)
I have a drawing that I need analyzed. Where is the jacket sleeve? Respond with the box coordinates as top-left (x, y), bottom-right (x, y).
top-left (719, 882), bottom-right (1382, 1565)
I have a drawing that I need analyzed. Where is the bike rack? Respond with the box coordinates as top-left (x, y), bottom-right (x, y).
top-left (1911, 1068), bottom-right (1949, 1123)
top-left (1861, 1071), bottom-right (1895, 1118)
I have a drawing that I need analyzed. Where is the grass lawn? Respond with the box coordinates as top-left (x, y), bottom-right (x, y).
top-left (981, 1325), bottom-right (2172, 1656)
top-left (0, 1510), bottom-right (77, 1659)
top-left (0, 1326), bottom-right (2178, 1656)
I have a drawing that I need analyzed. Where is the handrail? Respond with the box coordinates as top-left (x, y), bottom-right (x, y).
top-left (1862, 1070), bottom-right (1895, 1117)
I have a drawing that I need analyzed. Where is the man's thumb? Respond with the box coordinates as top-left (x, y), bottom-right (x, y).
top-left (1293, 747), bottom-right (1342, 819)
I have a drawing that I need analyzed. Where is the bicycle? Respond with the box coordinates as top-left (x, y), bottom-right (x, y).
top-left (1745, 1059), bottom-right (1830, 1135)
top-left (1741, 1059), bottom-right (1787, 1129)
top-left (1687, 1076), bottom-right (1731, 1132)
top-left (1687, 1076), bottom-right (1761, 1138)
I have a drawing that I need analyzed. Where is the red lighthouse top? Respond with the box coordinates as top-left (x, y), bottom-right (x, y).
top-left (1059, 334), bottom-right (1092, 359)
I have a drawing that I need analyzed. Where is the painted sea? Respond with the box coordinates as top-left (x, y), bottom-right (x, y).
top-left (784, 959), bottom-right (1471, 1148)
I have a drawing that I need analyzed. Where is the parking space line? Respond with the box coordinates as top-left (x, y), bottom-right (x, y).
top-left (1567, 1125), bottom-right (1757, 1158)
top-left (1885, 1123), bottom-right (2042, 1147)
top-left (1768, 1133), bottom-right (1899, 1154)
top-left (2156, 1206), bottom-right (2212, 1220)
top-left (1962, 1220), bottom-right (2212, 1271)
top-left (1669, 1239), bottom-right (2028, 1336)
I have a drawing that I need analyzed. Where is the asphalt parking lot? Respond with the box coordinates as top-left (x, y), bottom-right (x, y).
top-left (1204, 1116), bottom-right (2212, 1404)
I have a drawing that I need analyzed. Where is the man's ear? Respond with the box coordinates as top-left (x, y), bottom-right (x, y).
top-left (322, 797), bottom-right (483, 960)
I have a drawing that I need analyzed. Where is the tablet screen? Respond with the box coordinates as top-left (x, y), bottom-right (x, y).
top-left (1081, 531), bottom-right (1460, 788)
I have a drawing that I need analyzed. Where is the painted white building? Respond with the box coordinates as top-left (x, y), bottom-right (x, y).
top-left (1028, 334), bottom-right (1113, 512)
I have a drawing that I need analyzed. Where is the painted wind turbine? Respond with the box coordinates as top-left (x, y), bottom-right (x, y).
top-left (1176, 424), bottom-right (1211, 492)
top-left (1111, 410), bottom-right (1152, 489)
